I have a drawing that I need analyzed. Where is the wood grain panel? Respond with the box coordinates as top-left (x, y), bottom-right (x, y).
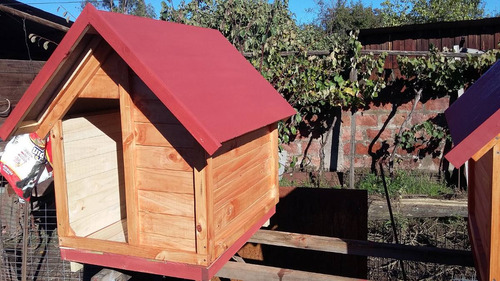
top-left (213, 141), bottom-right (271, 189)
top-left (212, 126), bottom-right (270, 158)
top-left (490, 143), bottom-right (500, 279)
top-left (140, 233), bottom-right (195, 252)
top-left (132, 101), bottom-right (179, 124)
top-left (87, 219), bottom-right (127, 242)
top-left (62, 112), bottom-right (121, 142)
top-left (135, 145), bottom-right (193, 171)
top-left (68, 183), bottom-right (124, 220)
top-left (64, 150), bottom-right (122, 183)
top-left (214, 175), bottom-right (272, 231)
top-left (214, 193), bottom-right (274, 258)
top-left (70, 203), bottom-right (126, 237)
top-left (134, 122), bottom-right (194, 148)
top-left (214, 158), bottom-right (271, 206)
top-left (36, 38), bottom-right (111, 138)
top-left (139, 211), bottom-right (195, 240)
top-left (51, 121), bottom-right (71, 237)
top-left (136, 168), bottom-right (194, 194)
top-left (59, 236), bottom-right (203, 265)
top-left (62, 113), bottom-right (126, 239)
top-left (63, 131), bottom-right (122, 162)
top-left (138, 190), bottom-right (194, 217)
top-left (79, 68), bottom-right (119, 99)
top-left (472, 149), bottom-right (494, 262)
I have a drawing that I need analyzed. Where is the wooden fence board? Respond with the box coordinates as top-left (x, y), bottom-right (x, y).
top-left (249, 229), bottom-right (474, 267)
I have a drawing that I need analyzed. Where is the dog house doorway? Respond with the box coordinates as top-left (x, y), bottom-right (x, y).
top-left (61, 98), bottom-right (127, 242)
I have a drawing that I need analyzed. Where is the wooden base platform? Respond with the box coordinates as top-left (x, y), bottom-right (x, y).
top-left (60, 206), bottom-right (275, 280)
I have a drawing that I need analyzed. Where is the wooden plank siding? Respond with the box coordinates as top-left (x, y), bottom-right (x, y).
top-left (359, 17), bottom-right (500, 71)
top-left (468, 147), bottom-right (494, 280)
top-left (62, 112), bottom-right (126, 238)
top-left (490, 142), bottom-right (500, 280)
top-left (0, 60), bottom-right (44, 129)
top-left (130, 72), bottom-right (197, 253)
top-left (211, 126), bottom-right (278, 259)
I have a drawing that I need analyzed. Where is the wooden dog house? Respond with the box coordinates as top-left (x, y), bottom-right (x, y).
top-left (445, 60), bottom-right (500, 281)
top-left (0, 4), bottom-right (295, 280)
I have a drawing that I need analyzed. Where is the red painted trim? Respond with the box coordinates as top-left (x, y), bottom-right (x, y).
top-left (0, 4), bottom-right (295, 155)
top-left (60, 207), bottom-right (275, 280)
top-left (61, 248), bottom-right (205, 280)
top-left (88, 10), bottom-right (222, 155)
top-left (0, 8), bottom-right (92, 141)
top-left (445, 108), bottom-right (500, 167)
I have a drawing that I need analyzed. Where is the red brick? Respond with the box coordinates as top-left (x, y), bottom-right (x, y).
top-left (342, 111), bottom-right (351, 124)
top-left (283, 142), bottom-right (301, 155)
top-left (367, 102), bottom-right (392, 111)
top-left (343, 143), bottom-right (351, 155)
top-left (356, 114), bottom-right (378, 127)
top-left (399, 100), bottom-right (423, 111)
top-left (425, 97), bottom-right (450, 111)
top-left (341, 127), bottom-right (364, 141)
top-left (303, 139), bottom-right (321, 155)
top-left (356, 143), bottom-right (369, 154)
top-left (381, 113), bottom-right (406, 128)
top-left (354, 157), bottom-right (371, 168)
top-left (370, 141), bottom-right (383, 153)
top-left (366, 128), bottom-right (393, 140)
top-left (410, 113), bottom-right (436, 126)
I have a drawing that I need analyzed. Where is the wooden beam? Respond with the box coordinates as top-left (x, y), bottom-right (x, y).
top-left (369, 198), bottom-right (468, 220)
top-left (0, 4), bottom-right (69, 32)
top-left (249, 229), bottom-right (474, 266)
top-left (217, 261), bottom-right (364, 281)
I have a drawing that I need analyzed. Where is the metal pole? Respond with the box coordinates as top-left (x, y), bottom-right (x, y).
top-left (379, 162), bottom-right (407, 281)
top-left (21, 200), bottom-right (29, 281)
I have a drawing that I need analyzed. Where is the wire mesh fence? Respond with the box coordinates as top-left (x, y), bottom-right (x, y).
top-left (0, 174), bottom-right (477, 281)
top-left (367, 217), bottom-right (477, 280)
top-left (0, 176), bottom-right (82, 281)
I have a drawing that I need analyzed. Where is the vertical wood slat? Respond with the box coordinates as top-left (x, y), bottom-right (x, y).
top-left (495, 32), bottom-right (500, 48)
top-left (51, 120), bottom-right (72, 237)
top-left (119, 65), bottom-right (138, 245)
top-left (206, 156), bottom-right (215, 263)
top-left (489, 143), bottom-right (500, 279)
top-left (269, 124), bottom-right (279, 205)
top-left (194, 154), bottom-right (208, 259)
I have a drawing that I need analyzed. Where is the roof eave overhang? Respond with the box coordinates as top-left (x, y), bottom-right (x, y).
top-left (0, 7), bottom-right (94, 141)
top-left (445, 109), bottom-right (500, 167)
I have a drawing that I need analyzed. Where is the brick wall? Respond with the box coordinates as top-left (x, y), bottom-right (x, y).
top-left (280, 96), bottom-right (451, 173)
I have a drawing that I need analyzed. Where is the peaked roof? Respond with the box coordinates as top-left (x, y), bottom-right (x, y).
top-left (0, 4), bottom-right (295, 155)
top-left (445, 60), bottom-right (500, 167)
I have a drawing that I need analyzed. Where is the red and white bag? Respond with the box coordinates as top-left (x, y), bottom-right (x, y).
top-left (0, 133), bottom-right (52, 201)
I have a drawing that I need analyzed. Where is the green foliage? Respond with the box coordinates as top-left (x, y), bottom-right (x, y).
top-left (357, 171), bottom-right (454, 197)
top-left (316, 0), bottom-right (382, 36)
top-left (389, 46), bottom-right (500, 163)
top-left (380, 0), bottom-right (485, 26)
top-left (161, 0), bottom-right (387, 146)
top-left (399, 116), bottom-right (450, 159)
top-left (82, 0), bottom-right (156, 18)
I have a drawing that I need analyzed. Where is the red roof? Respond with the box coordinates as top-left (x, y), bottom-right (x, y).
top-left (0, 4), bottom-right (295, 155)
top-left (445, 60), bottom-right (500, 167)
